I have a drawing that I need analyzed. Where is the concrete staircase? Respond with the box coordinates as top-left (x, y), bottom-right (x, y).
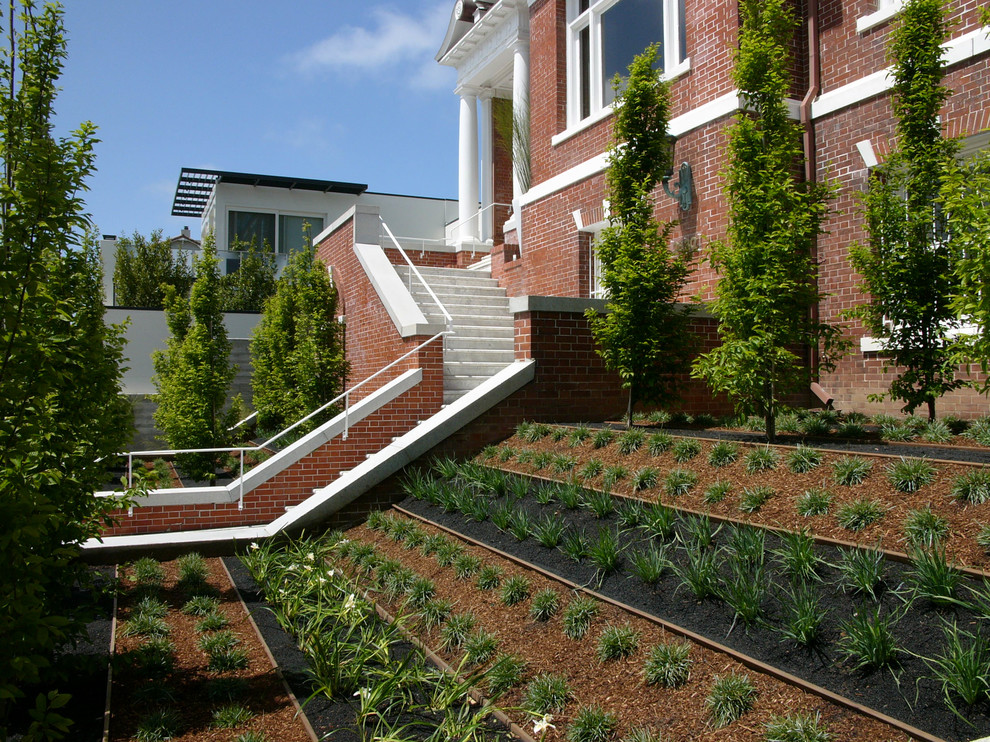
top-left (394, 265), bottom-right (514, 404)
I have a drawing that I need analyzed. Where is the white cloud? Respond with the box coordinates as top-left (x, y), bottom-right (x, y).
top-left (290, 3), bottom-right (451, 88)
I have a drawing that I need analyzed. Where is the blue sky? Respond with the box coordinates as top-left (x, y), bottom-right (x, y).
top-left (56, 1), bottom-right (458, 240)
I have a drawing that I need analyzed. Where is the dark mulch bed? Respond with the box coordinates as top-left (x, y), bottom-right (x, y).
top-left (223, 556), bottom-right (355, 742)
top-left (400, 489), bottom-right (990, 742)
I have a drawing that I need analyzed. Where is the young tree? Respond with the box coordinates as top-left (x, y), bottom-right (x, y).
top-left (112, 229), bottom-right (193, 308)
top-left (586, 44), bottom-right (693, 428)
top-left (152, 236), bottom-right (237, 480)
top-left (221, 238), bottom-right (277, 311)
top-left (250, 245), bottom-right (347, 433)
top-left (850, 0), bottom-right (961, 420)
top-left (692, 0), bottom-right (841, 441)
top-left (0, 2), bottom-right (132, 735)
top-left (942, 149), bottom-right (990, 394)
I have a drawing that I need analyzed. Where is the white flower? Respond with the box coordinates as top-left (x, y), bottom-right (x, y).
top-left (344, 593), bottom-right (357, 612)
top-left (533, 715), bottom-right (555, 735)
top-left (249, 542), bottom-right (259, 550)
top-left (328, 568), bottom-right (337, 578)
top-left (306, 552), bottom-right (315, 561)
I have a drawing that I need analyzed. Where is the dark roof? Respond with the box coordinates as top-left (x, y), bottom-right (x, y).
top-left (171, 168), bottom-right (368, 218)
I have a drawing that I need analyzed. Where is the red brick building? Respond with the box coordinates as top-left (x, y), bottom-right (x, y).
top-left (428, 0), bottom-right (990, 418)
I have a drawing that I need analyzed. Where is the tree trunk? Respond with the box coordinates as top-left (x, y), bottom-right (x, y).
top-left (626, 379), bottom-right (635, 430)
top-left (927, 398), bottom-right (936, 422)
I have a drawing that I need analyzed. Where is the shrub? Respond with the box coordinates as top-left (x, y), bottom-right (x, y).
top-left (601, 465), bottom-right (629, 490)
top-left (838, 605), bottom-right (899, 672)
top-left (567, 705), bottom-right (618, 742)
top-left (836, 546), bottom-right (885, 600)
top-left (587, 528), bottom-right (622, 576)
top-left (617, 429), bottom-right (645, 454)
top-left (421, 598), bottom-right (454, 629)
top-left (664, 468), bottom-right (698, 497)
top-left (596, 624), bottom-right (640, 660)
top-left (507, 510), bottom-right (533, 542)
top-left (523, 673), bottom-right (571, 713)
top-left (708, 441), bottom-right (739, 467)
top-left (950, 469), bottom-right (990, 504)
top-left (643, 641), bottom-right (691, 687)
top-left (135, 708), bottom-right (183, 741)
top-left (453, 553), bottom-right (483, 580)
top-left (551, 454), bottom-right (578, 474)
top-left (134, 596), bottom-right (169, 620)
top-left (582, 489), bottom-right (615, 518)
top-left (558, 482), bottom-right (584, 509)
top-left (131, 557), bottom-right (165, 587)
top-left (903, 506), bottom-right (949, 548)
top-left (679, 513), bottom-right (719, 549)
top-left (672, 438), bottom-right (702, 462)
top-left (532, 514), bottom-right (566, 548)
top-left (795, 487), bottom-right (832, 517)
top-left (211, 704), bottom-right (254, 729)
top-left (647, 432), bottom-right (674, 455)
top-left (197, 611), bottom-right (230, 632)
top-left (673, 547), bottom-right (721, 599)
top-left (703, 480), bottom-right (732, 504)
top-left (744, 447), bottom-right (779, 473)
top-left (560, 528), bottom-right (590, 562)
top-left (183, 595), bottom-right (221, 617)
top-left (631, 466), bottom-right (660, 492)
top-left (568, 424), bottom-right (593, 446)
top-left (562, 596), bottom-right (598, 640)
top-left (530, 589), bottom-right (561, 622)
top-left (833, 456), bottom-right (872, 486)
top-left (628, 545), bottom-right (669, 584)
top-left (207, 646), bottom-right (249, 673)
top-left (880, 422), bottom-right (916, 442)
top-left (500, 575), bottom-right (531, 606)
top-left (440, 613), bottom-right (478, 650)
top-left (764, 712), bottom-right (833, 742)
top-left (836, 499), bottom-right (884, 532)
top-left (132, 637), bottom-right (176, 677)
top-left (921, 419), bottom-right (953, 443)
top-left (738, 485), bottom-right (774, 514)
top-left (405, 577), bottom-right (436, 609)
top-left (123, 613), bottom-right (170, 639)
top-left (908, 546), bottom-right (963, 606)
top-left (886, 457), bottom-right (937, 493)
top-left (592, 429), bottom-right (615, 449)
top-left (486, 654), bottom-right (526, 697)
top-left (177, 552), bottom-right (209, 587)
top-left (786, 445), bottom-right (823, 473)
top-left (579, 459), bottom-right (605, 480)
top-left (979, 524), bottom-right (990, 553)
top-left (706, 674), bottom-right (756, 728)
top-left (836, 422), bottom-right (867, 439)
top-left (464, 629), bottom-right (499, 666)
top-left (778, 582), bottom-right (825, 647)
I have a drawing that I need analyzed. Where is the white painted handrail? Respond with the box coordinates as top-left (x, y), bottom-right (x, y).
top-left (380, 217), bottom-right (453, 333)
top-left (114, 331), bottom-right (449, 510)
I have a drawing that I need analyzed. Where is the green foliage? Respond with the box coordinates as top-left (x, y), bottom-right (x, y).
top-left (529, 589), bottom-right (561, 622)
top-left (643, 641), bottom-right (691, 688)
top-left (567, 705), bottom-right (618, 742)
top-left (764, 712), bottom-right (832, 742)
top-left (795, 487), bottom-right (832, 517)
top-left (113, 229), bottom-right (193, 308)
top-left (838, 605), bottom-right (900, 672)
top-left (250, 244), bottom-right (346, 433)
top-left (596, 624), bottom-right (639, 661)
top-left (706, 673), bottom-right (756, 728)
top-left (152, 236), bottom-right (236, 480)
top-left (849, 0), bottom-right (961, 419)
top-left (836, 498), bottom-right (885, 532)
top-left (0, 2), bottom-right (137, 731)
top-left (562, 596), bottom-right (598, 640)
top-left (523, 673), bottom-right (571, 714)
top-left (220, 238), bottom-right (277, 311)
top-left (692, 0), bottom-right (841, 441)
top-left (586, 44), bottom-right (692, 427)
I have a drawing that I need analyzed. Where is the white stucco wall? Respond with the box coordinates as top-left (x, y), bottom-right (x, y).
top-left (105, 307), bottom-right (261, 395)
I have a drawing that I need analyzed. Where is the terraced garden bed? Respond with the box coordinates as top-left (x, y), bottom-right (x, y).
top-left (110, 555), bottom-right (311, 742)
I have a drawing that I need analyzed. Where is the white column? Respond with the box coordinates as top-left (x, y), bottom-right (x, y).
top-left (479, 91), bottom-right (494, 243)
top-left (511, 38), bottom-right (530, 202)
top-left (458, 90), bottom-right (479, 243)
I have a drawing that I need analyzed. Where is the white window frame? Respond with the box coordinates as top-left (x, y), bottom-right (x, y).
top-left (566, 0), bottom-right (689, 130)
top-left (856, 0), bottom-right (904, 34)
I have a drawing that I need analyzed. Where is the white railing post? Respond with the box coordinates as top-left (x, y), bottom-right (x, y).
top-left (344, 389), bottom-right (350, 440)
top-left (238, 450), bottom-right (244, 510)
top-left (380, 218), bottom-right (454, 335)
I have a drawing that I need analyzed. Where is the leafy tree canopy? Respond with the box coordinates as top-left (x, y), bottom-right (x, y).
top-left (0, 1), bottom-right (132, 736)
top-left (250, 244), bottom-right (347, 434)
top-left (587, 44), bottom-right (693, 428)
top-left (112, 229), bottom-right (193, 308)
top-left (849, 0), bottom-right (962, 419)
top-left (692, 0), bottom-right (842, 441)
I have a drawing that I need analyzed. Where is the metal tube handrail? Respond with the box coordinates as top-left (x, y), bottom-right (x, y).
top-left (444, 201), bottom-right (513, 235)
top-left (380, 218), bottom-right (453, 332)
top-left (111, 331), bottom-right (450, 509)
